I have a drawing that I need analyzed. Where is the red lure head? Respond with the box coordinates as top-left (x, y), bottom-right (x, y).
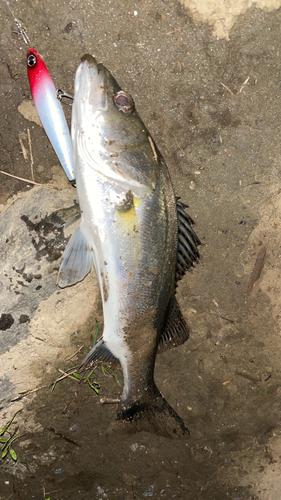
top-left (26, 48), bottom-right (53, 98)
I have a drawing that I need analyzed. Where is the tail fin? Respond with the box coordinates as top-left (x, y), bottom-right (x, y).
top-left (107, 386), bottom-right (189, 439)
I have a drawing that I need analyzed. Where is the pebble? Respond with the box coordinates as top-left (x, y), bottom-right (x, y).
top-left (130, 443), bottom-right (138, 452)
top-left (69, 424), bottom-right (79, 432)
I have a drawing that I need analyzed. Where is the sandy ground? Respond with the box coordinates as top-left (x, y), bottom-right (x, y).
top-left (1, 0), bottom-right (281, 498)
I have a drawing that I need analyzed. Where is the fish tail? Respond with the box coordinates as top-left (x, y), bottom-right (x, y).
top-left (107, 385), bottom-right (189, 438)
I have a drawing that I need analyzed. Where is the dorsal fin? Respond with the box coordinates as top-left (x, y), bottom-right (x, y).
top-left (176, 199), bottom-right (201, 281)
top-left (158, 295), bottom-right (189, 354)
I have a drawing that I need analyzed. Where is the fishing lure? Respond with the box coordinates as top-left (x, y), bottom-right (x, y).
top-left (26, 48), bottom-right (75, 182)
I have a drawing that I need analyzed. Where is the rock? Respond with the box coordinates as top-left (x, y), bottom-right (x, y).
top-left (0, 185), bottom-right (98, 423)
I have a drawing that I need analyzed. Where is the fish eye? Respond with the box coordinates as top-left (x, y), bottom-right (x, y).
top-left (27, 54), bottom-right (37, 67)
top-left (113, 91), bottom-right (134, 113)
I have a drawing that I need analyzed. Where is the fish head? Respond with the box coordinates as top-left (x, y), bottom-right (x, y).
top-left (80, 54), bottom-right (131, 114)
top-left (72, 54), bottom-right (160, 199)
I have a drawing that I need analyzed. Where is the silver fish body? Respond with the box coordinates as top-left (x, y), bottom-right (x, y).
top-left (58, 55), bottom-right (200, 437)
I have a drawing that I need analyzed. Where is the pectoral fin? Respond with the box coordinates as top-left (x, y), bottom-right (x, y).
top-left (57, 225), bottom-right (92, 287)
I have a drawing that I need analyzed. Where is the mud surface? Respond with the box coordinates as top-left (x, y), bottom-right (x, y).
top-left (1, 1), bottom-right (281, 499)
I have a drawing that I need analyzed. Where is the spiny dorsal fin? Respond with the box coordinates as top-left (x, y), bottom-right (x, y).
top-left (158, 295), bottom-right (189, 354)
top-left (176, 199), bottom-right (201, 281)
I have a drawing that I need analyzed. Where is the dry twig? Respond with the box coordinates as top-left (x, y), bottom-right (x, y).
top-left (246, 247), bottom-right (266, 295)
top-left (56, 369), bottom-right (80, 383)
top-left (148, 136), bottom-right (157, 161)
top-left (10, 385), bottom-right (47, 402)
top-left (34, 336), bottom-right (62, 348)
top-left (239, 70), bottom-right (253, 93)
top-left (166, 28), bottom-right (182, 35)
top-left (65, 345), bottom-right (85, 361)
top-left (19, 138), bottom-right (28, 161)
top-left (27, 128), bottom-right (34, 181)
top-left (0, 171), bottom-right (62, 191)
top-left (219, 81), bottom-right (234, 95)
top-left (100, 398), bottom-right (120, 405)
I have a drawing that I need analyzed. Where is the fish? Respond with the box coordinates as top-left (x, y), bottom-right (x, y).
top-left (26, 48), bottom-right (76, 183)
top-left (58, 54), bottom-right (200, 437)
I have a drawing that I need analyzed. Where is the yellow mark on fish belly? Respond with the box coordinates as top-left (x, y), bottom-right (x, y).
top-left (116, 196), bottom-right (139, 232)
top-left (116, 198), bottom-right (140, 264)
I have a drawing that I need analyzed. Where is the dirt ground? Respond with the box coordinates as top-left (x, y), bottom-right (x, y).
top-left (1, 0), bottom-right (281, 499)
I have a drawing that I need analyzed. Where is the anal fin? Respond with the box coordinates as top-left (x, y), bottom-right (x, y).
top-left (82, 339), bottom-right (119, 366)
top-left (158, 295), bottom-right (189, 354)
top-left (57, 225), bottom-right (92, 287)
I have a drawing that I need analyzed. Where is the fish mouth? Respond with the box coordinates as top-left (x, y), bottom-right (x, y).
top-left (75, 54), bottom-right (121, 113)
